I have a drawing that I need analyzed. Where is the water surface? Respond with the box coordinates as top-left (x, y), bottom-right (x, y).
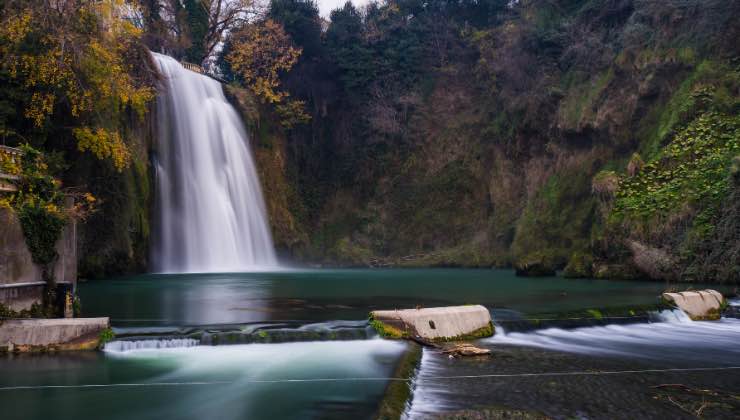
top-left (79, 269), bottom-right (700, 327)
top-left (0, 340), bottom-right (406, 420)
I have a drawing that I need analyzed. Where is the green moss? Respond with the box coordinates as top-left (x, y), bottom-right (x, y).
top-left (559, 68), bottom-right (614, 128)
top-left (532, 304), bottom-right (663, 321)
top-left (369, 319), bottom-right (408, 339)
top-left (97, 328), bottom-right (115, 348)
top-left (442, 321), bottom-right (494, 342)
top-left (370, 317), bottom-right (494, 342)
top-left (375, 343), bottom-right (422, 420)
top-left (512, 160), bottom-right (597, 270)
top-left (586, 309), bottom-right (603, 320)
top-left (563, 252), bottom-right (594, 278)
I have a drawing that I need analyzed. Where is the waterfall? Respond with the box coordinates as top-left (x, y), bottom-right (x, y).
top-left (151, 53), bottom-right (277, 273)
top-left (104, 338), bottom-right (199, 353)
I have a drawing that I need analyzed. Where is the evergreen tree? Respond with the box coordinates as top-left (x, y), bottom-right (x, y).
top-left (183, 0), bottom-right (209, 64)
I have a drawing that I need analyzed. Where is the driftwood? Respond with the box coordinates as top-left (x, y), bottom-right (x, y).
top-left (441, 343), bottom-right (491, 357)
top-left (406, 335), bottom-right (491, 358)
top-left (650, 383), bottom-right (739, 418)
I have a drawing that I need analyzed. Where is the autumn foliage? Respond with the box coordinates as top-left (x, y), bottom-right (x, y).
top-left (227, 18), bottom-right (309, 128)
top-left (0, 0), bottom-right (154, 170)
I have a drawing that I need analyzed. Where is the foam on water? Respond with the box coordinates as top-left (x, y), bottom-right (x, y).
top-left (102, 339), bottom-right (407, 381)
top-left (488, 310), bottom-right (740, 364)
top-left (104, 338), bottom-right (199, 353)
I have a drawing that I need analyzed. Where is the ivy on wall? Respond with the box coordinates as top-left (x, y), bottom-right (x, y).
top-left (7, 145), bottom-right (66, 281)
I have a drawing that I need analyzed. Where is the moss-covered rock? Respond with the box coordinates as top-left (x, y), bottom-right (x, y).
top-left (375, 343), bottom-right (422, 420)
top-left (592, 263), bottom-right (641, 280)
top-left (562, 252), bottom-right (594, 278)
top-left (514, 253), bottom-right (557, 277)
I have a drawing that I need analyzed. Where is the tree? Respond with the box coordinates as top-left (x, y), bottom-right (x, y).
top-left (268, 0), bottom-right (322, 58)
top-left (228, 19), bottom-right (300, 103)
top-left (0, 0), bottom-right (154, 170)
top-left (183, 0), bottom-right (209, 62)
top-left (227, 18), bottom-right (309, 128)
top-left (142, 0), bottom-right (255, 65)
top-left (201, 0), bottom-right (257, 65)
top-left (326, 2), bottom-right (375, 93)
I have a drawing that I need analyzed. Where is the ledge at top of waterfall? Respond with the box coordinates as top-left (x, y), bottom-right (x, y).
top-left (150, 53), bottom-right (278, 274)
top-left (370, 305), bottom-right (494, 341)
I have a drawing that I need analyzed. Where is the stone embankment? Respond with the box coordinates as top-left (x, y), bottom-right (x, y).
top-left (0, 317), bottom-right (109, 352)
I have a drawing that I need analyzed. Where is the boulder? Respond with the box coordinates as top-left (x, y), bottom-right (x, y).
top-left (370, 305), bottom-right (493, 341)
top-left (662, 290), bottom-right (726, 321)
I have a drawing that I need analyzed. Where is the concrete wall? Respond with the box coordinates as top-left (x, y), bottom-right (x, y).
top-left (372, 305), bottom-right (493, 340)
top-left (0, 282), bottom-right (45, 312)
top-left (0, 206), bottom-right (76, 310)
top-left (0, 317), bottom-right (108, 351)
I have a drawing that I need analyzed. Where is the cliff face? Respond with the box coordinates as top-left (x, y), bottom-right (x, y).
top-left (246, 0), bottom-right (738, 282)
top-left (69, 0), bottom-right (737, 282)
top-left (71, 104), bottom-right (156, 279)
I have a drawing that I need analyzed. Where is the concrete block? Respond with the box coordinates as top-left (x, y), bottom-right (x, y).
top-left (662, 289), bottom-right (725, 321)
top-left (371, 305), bottom-right (493, 341)
top-left (0, 317), bottom-right (109, 352)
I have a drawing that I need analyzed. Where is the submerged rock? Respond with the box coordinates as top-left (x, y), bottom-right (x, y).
top-left (370, 305), bottom-right (494, 341)
top-left (661, 290), bottom-right (726, 321)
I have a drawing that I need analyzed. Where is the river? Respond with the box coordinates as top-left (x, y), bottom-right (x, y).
top-left (1, 269), bottom-right (737, 419)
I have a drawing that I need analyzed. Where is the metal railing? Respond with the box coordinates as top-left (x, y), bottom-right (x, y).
top-left (180, 61), bottom-right (205, 74)
top-left (0, 145), bottom-right (23, 193)
top-left (180, 61), bottom-right (228, 84)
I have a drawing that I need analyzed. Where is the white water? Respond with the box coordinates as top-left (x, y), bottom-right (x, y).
top-left (488, 310), bottom-right (740, 364)
top-left (151, 53), bottom-right (277, 273)
top-left (104, 338), bottom-right (199, 353)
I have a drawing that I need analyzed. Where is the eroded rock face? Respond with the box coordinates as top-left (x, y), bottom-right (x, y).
top-left (371, 305), bottom-right (493, 341)
top-left (662, 290), bottom-right (725, 321)
top-left (627, 240), bottom-right (677, 281)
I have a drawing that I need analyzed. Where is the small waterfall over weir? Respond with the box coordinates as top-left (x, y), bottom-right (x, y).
top-left (151, 53), bottom-right (277, 273)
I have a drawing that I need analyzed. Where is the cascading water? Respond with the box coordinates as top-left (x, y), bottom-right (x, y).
top-left (487, 309), bottom-right (740, 364)
top-left (151, 53), bottom-right (277, 273)
top-left (104, 338), bottom-right (199, 353)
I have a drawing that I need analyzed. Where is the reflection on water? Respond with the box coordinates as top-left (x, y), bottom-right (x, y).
top-left (0, 340), bottom-right (406, 420)
top-left (79, 269), bottom-right (722, 327)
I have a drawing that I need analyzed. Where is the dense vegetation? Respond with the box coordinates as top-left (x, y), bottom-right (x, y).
top-left (0, 0), bottom-right (157, 278)
top-left (1, 0), bottom-right (738, 283)
top-left (235, 0), bottom-right (738, 283)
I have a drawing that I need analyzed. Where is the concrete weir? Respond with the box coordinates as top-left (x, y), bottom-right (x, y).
top-left (662, 290), bottom-right (725, 321)
top-left (0, 317), bottom-right (109, 352)
top-left (370, 305), bottom-right (493, 341)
